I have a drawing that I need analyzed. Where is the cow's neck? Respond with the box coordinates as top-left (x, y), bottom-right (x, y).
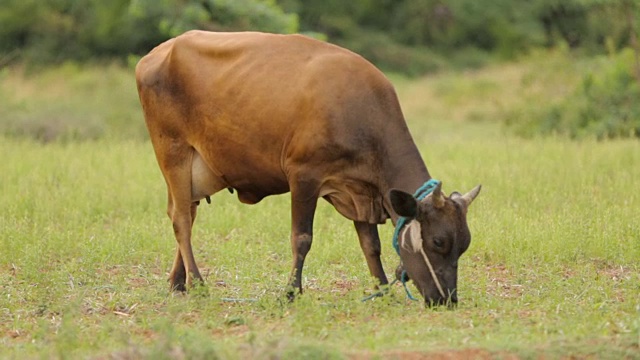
top-left (383, 134), bottom-right (431, 225)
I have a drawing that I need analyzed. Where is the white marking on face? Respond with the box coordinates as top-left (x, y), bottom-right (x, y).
top-left (401, 220), bottom-right (423, 253)
top-left (399, 219), bottom-right (447, 299)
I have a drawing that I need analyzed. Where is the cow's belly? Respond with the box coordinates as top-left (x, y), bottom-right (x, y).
top-left (191, 145), bottom-right (289, 205)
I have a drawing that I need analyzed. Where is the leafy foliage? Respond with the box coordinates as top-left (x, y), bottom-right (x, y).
top-left (1, 0), bottom-right (637, 70)
top-left (507, 48), bottom-right (640, 139)
top-left (0, 0), bottom-right (298, 64)
top-left (281, 0), bottom-right (638, 70)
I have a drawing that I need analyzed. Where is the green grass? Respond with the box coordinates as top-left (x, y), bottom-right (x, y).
top-left (1, 138), bottom-right (638, 359)
top-left (1, 56), bottom-right (639, 359)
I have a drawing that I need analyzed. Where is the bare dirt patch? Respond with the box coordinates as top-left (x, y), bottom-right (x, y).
top-left (351, 348), bottom-right (520, 360)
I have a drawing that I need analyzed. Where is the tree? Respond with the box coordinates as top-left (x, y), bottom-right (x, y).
top-left (0, 0), bottom-right (298, 64)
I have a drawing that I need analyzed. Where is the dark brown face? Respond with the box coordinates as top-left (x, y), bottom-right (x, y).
top-left (390, 183), bottom-right (481, 307)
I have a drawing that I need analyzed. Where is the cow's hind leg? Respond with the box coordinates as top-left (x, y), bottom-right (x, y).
top-left (287, 178), bottom-right (319, 300)
top-left (354, 221), bottom-right (389, 288)
top-left (168, 195), bottom-right (200, 291)
top-left (162, 146), bottom-right (204, 291)
top-left (167, 149), bottom-right (226, 291)
top-left (166, 190), bottom-right (185, 291)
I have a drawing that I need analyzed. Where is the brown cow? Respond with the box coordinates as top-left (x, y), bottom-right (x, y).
top-left (135, 30), bottom-right (481, 306)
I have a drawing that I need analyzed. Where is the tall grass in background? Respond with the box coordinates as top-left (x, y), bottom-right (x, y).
top-left (0, 62), bottom-right (146, 142)
top-left (1, 48), bottom-right (638, 142)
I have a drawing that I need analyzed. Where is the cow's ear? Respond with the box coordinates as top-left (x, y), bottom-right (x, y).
top-left (389, 189), bottom-right (418, 218)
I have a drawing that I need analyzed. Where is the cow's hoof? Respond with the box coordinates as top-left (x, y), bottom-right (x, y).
top-left (170, 281), bottom-right (187, 292)
top-left (285, 286), bottom-right (301, 302)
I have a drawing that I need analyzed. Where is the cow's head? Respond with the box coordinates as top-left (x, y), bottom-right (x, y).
top-left (389, 182), bottom-right (481, 307)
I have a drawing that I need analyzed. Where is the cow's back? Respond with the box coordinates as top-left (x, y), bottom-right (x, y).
top-left (136, 31), bottom-right (421, 222)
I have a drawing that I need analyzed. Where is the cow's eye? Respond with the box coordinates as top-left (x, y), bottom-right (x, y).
top-left (433, 237), bottom-right (444, 248)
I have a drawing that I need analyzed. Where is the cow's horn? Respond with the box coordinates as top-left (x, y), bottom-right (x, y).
top-left (432, 182), bottom-right (445, 208)
top-left (461, 184), bottom-right (482, 207)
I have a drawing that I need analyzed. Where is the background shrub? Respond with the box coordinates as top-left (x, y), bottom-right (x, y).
top-left (506, 48), bottom-right (640, 139)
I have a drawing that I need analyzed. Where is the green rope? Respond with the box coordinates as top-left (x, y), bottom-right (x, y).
top-left (399, 269), bottom-right (418, 301)
top-left (361, 280), bottom-right (396, 302)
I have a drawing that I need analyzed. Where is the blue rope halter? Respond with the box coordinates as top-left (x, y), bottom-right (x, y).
top-left (392, 179), bottom-right (441, 255)
top-left (361, 179), bottom-right (441, 302)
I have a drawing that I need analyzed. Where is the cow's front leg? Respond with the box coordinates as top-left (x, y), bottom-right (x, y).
top-left (354, 221), bottom-right (389, 288)
top-left (286, 180), bottom-right (319, 300)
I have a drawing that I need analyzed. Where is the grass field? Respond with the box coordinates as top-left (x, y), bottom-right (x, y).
top-left (1, 56), bottom-right (639, 359)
